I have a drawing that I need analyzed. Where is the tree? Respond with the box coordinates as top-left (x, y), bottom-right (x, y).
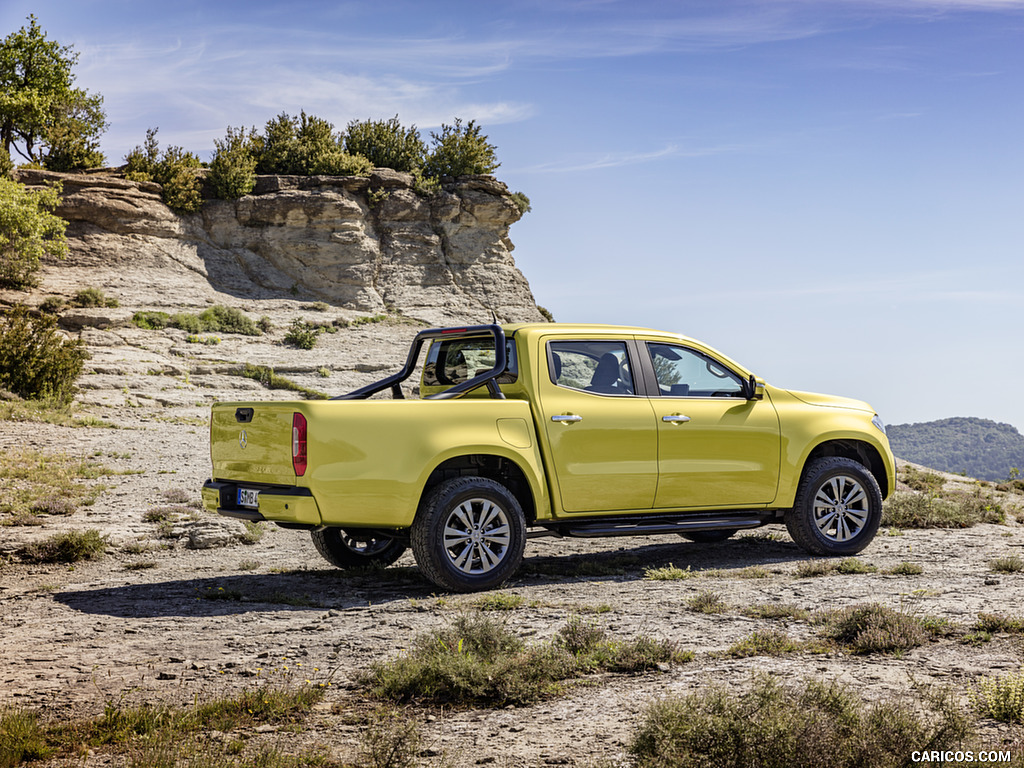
top-left (0, 303), bottom-right (86, 402)
top-left (0, 15), bottom-right (107, 169)
top-left (344, 115), bottom-right (425, 173)
top-left (423, 118), bottom-right (500, 179)
top-left (0, 175), bottom-right (68, 288)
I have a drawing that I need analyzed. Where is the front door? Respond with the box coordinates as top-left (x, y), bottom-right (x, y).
top-left (644, 342), bottom-right (781, 509)
top-left (538, 338), bottom-right (658, 513)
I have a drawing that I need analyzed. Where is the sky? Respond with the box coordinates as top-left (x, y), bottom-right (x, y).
top-left (4, 0), bottom-right (1023, 435)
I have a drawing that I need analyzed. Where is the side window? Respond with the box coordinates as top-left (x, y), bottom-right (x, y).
top-left (548, 340), bottom-right (635, 395)
top-left (648, 343), bottom-right (743, 397)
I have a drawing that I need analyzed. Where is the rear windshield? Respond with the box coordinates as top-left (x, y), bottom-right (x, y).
top-left (423, 337), bottom-right (518, 387)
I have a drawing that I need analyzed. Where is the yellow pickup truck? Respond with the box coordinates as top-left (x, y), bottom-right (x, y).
top-left (203, 323), bottom-right (895, 592)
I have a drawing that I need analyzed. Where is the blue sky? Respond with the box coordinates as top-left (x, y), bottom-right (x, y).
top-left (4, 0), bottom-right (1024, 435)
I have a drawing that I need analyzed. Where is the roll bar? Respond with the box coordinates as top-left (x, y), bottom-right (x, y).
top-left (332, 324), bottom-right (507, 401)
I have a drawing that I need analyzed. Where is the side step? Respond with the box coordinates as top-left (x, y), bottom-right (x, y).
top-left (529, 516), bottom-right (766, 539)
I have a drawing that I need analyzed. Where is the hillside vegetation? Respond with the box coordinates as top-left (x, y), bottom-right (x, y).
top-left (888, 416), bottom-right (1024, 482)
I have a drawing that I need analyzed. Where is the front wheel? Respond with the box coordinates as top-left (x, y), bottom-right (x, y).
top-left (785, 457), bottom-right (882, 556)
top-left (411, 476), bottom-right (526, 592)
top-left (311, 528), bottom-right (407, 569)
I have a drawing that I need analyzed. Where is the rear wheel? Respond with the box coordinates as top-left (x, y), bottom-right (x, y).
top-left (785, 457), bottom-right (882, 556)
top-left (311, 528), bottom-right (407, 569)
top-left (411, 476), bottom-right (526, 592)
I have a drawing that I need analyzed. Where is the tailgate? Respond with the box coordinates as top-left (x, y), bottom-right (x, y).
top-left (210, 403), bottom-right (302, 486)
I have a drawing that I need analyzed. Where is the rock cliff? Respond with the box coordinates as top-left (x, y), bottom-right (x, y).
top-left (15, 168), bottom-right (542, 325)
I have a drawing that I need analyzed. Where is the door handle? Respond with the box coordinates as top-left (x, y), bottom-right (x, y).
top-left (662, 415), bottom-right (691, 424)
top-left (551, 414), bottom-right (583, 424)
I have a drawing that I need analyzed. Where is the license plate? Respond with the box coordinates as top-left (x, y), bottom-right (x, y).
top-left (237, 488), bottom-right (260, 509)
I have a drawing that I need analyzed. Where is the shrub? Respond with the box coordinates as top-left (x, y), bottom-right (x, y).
top-left (972, 667), bottom-right (1024, 723)
top-left (22, 529), bottom-right (107, 563)
top-left (0, 707), bottom-right (54, 763)
top-left (0, 176), bottom-right (68, 288)
top-left (131, 306), bottom-right (259, 335)
top-left (510, 190), bottom-right (531, 215)
top-left (364, 614), bottom-right (686, 707)
top-left (423, 118), bottom-right (499, 178)
top-left (818, 603), bottom-right (929, 654)
top-left (344, 115), bottom-right (426, 173)
top-left (883, 490), bottom-right (1003, 528)
top-left (990, 555), bottom-right (1024, 573)
top-left (726, 628), bottom-right (805, 657)
top-left (197, 305), bottom-right (259, 335)
top-left (283, 318), bottom-right (323, 349)
top-left (358, 707), bottom-right (422, 768)
top-left (974, 612), bottom-right (1024, 634)
top-left (835, 557), bottom-right (877, 574)
top-left (629, 675), bottom-right (971, 768)
top-left (795, 559), bottom-right (836, 578)
top-left (644, 563), bottom-right (695, 581)
top-left (38, 296), bottom-right (65, 313)
top-left (235, 363), bottom-right (328, 400)
top-left (72, 286), bottom-right (117, 308)
top-left (124, 128), bottom-right (202, 212)
top-left (475, 592), bottom-right (525, 611)
top-left (0, 305), bottom-right (86, 402)
top-left (131, 310), bottom-right (171, 330)
top-left (687, 590), bottom-right (728, 614)
top-left (741, 603), bottom-right (811, 621)
top-left (209, 125), bottom-right (257, 199)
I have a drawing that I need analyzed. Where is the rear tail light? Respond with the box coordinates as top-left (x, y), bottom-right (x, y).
top-left (292, 412), bottom-right (307, 476)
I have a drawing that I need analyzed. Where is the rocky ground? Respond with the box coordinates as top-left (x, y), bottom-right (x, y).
top-left (3, 267), bottom-right (1024, 766)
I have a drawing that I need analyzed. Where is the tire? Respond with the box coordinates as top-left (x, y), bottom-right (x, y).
top-left (411, 476), bottom-right (526, 593)
top-left (785, 457), bottom-right (883, 556)
top-left (680, 529), bottom-right (738, 544)
top-left (310, 527), bottom-right (407, 569)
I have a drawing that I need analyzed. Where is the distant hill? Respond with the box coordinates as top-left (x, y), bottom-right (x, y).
top-left (888, 417), bottom-right (1024, 482)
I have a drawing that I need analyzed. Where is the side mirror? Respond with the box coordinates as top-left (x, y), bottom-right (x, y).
top-left (744, 374), bottom-right (765, 401)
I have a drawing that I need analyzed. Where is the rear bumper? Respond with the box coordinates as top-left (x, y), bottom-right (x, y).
top-left (202, 480), bottom-right (322, 526)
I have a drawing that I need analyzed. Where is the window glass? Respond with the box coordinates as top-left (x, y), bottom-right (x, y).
top-left (423, 338), bottom-right (517, 386)
top-left (648, 343), bottom-right (743, 397)
top-left (548, 340), bottom-right (634, 395)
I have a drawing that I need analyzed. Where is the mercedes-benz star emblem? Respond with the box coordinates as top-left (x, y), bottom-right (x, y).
top-left (239, 429), bottom-right (248, 449)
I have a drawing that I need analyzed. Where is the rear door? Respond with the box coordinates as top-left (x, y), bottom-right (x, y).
top-left (642, 341), bottom-right (781, 509)
top-left (536, 336), bottom-right (658, 513)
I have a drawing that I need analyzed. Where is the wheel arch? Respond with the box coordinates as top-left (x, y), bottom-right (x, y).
top-left (419, 453), bottom-right (539, 524)
top-left (802, 439), bottom-right (891, 499)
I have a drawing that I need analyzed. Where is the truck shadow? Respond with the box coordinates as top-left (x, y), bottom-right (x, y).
top-left (55, 534), bottom-right (819, 619)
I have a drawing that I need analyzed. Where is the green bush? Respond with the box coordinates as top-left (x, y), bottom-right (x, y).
top-left (972, 667), bottom-right (1024, 724)
top-left (250, 111), bottom-right (370, 177)
top-left (344, 115), bottom-right (426, 173)
top-left (283, 318), bottom-right (323, 349)
top-left (209, 125), bottom-right (257, 199)
top-left (423, 118), bottom-right (499, 178)
top-left (0, 177), bottom-right (68, 289)
top-left (131, 306), bottom-right (259, 335)
top-left (510, 190), bottom-right (531, 215)
top-left (0, 706), bottom-right (54, 763)
top-left (817, 603), bottom-right (930, 654)
top-left (22, 528), bottom-right (107, 563)
top-left (883, 490), bottom-right (1002, 529)
top-left (629, 675), bottom-right (970, 768)
top-left (124, 128), bottom-right (202, 212)
top-left (131, 310), bottom-right (171, 330)
top-left (0, 305), bottom-right (86, 402)
top-left (72, 286), bottom-right (117, 308)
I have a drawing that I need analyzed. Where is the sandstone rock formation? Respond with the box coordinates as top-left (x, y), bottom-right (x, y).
top-left (15, 168), bottom-right (542, 325)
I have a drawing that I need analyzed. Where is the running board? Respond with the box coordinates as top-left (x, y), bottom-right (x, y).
top-left (528, 516), bottom-right (766, 539)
